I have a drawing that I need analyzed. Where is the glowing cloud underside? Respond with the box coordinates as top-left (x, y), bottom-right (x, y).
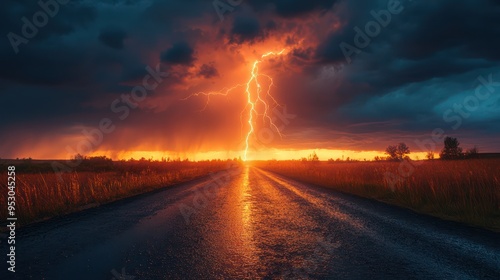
top-left (183, 49), bottom-right (287, 161)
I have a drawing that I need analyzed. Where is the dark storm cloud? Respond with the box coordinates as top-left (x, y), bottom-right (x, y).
top-left (0, 1), bottom-right (98, 85)
top-left (1, 1), bottom-right (97, 51)
top-left (160, 42), bottom-right (195, 65)
top-left (98, 29), bottom-right (127, 49)
top-left (247, 0), bottom-right (338, 18)
top-left (0, 45), bottom-right (83, 85)
top-left (230, 16), bottom-right (263, 44)
top-left (198, 63), bottom-right (219, 78)
top-left (228, 15), bottom-right (278, 44)
top-left (390, 1), bottom-right (500, 61)
top-left (142, 0), bottom-right (209, 24)
top-left (316, 0), bottom-right (500, 67)
top-left (306, 0), bottom-right (500, 135)
top-left (0, 87), bottom-right (85, 122)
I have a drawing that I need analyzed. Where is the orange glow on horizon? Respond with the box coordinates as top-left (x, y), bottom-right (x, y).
top-left (84, 149), bottom-right (432, 162)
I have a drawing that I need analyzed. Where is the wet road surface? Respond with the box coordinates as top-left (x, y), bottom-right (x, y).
top-left (3, 166), bottom-right (500, 279)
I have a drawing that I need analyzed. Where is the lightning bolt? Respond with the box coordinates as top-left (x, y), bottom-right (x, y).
top-left (184, 49), bottom-right (287, 161)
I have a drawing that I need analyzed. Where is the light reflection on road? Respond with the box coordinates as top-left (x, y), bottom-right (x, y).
top-left (240, 166), bottom-right (257, 263)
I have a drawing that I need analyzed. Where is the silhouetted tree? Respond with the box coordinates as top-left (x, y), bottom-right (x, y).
top-left (386, 143), bottom-right (410, 161)
top-left (440, 137), bottom-right (463, 160)
top-left (308, 152), bottom-right (319, 162)
top-left (396, 143), bottom-right (410, 160)
top-left (385, 145), bottom-right (398, 160)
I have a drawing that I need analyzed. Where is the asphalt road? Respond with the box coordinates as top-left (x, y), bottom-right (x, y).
top-left (2, 166), bottom-right (500, 279)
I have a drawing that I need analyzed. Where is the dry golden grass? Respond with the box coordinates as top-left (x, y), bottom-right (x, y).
top-left (257, 159), bottom-right (500, 231)
top-left (0, 161), bottom-right (231, 225)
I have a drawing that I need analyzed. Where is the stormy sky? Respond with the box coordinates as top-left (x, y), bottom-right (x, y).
top-left (1, 0), bottom-right (499, 160)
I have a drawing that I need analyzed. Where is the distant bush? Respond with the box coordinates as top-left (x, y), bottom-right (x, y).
top-left (308, 152), bottom-right (319, 162)
top-left (465, 146), bottom-right (479, 159)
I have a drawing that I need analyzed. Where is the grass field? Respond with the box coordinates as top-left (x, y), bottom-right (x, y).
top-left (0, 160), bottom-right (233, 226)
top-left (257, 159), bottom-right (500, 231)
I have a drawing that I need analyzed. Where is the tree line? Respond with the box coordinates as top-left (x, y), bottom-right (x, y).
top-left (303, 136), bottom-right (478, 163)
top-left (383, 136), bottom-right (478, 161)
